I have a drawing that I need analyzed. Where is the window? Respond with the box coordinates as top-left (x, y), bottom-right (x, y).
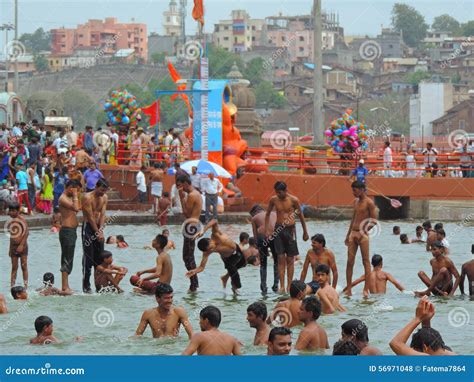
top-left (224, 26), bottom-right (229, 30)
top-left (167, 17), bottom-right (170, 22)
top-left (252, 26), bottom-right (256, 31)
top-left (217, 38), bottom-right (220, 43)
top-left (224, 37), bottom-right (229, 41)
top-left (459, 120), bottom-right (466, 130)
top-left (389, 44), bottom-right (393, 48)
top-left (56, 60), bottom-right (59, 64)
top-left (79, 34), bottom-right (83, 38)
top-left (299, 47), bottom-right (304, 52)
top-left (235, 37), bottom-right (238, 43)
top-left (282, 36), bottom-right (286, 42)
top-left (299, 36), bottom-right (304, 42)
top-left (215, 26), bottom-right (219, 32)
top-left (252, 36), bottom-right (256, 41)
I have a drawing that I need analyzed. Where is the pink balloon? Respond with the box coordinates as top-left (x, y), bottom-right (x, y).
top-left (324, 130), bottom-right (333, 137)
top-left (342, 130), bottom-right (350, 137)
top-left (351, 141), bottom-right (359, 148)
top-left (338, 141), bottom-right (345, 147)
top-left (350, 126), bottom-right (357, 132)
top-left (350, 131), bottom-right (358, 137)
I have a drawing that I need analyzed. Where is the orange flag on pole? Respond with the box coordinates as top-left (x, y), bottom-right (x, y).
top-left (192, 0), bottom-right (204, 27)
top-left (167, 61), bottom-right (192, 116)
top-left (142, 100), bottom-right (160, 125)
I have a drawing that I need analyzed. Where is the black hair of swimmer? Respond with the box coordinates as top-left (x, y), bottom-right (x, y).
top-left (315, 264), bottom-right (330, 275)
top-left (289, 280), bottom-right (307, 298)
top-left (175, 174), bottom-right (191, 185)
top-left (333, 339), bottom-right (361, 355)
top-left (43, 272), bottom-right (54, 285)
top-left (106, 236), bottom-right (114, 244)
top-left (249, 204), bottom-right (264, 216)
top-left (400, 234), bottom-right (408, 243)
top-left (197, 238), bottom-right (210, 252)
top-left (273, 181), bottom-right (287, 191)
top-left (8, 202), bottom-right (20, 211)
top-left (269, 327), bottom-right (291, 343)
top-left (162, 228), bottom-right (169, 235)
top-left (11, 286), bottom-right (25, 299)
top-left (410, 328), bottom-right (446, 352)
top-left (155, 283), bottom-right (173, 298)
top-left (247, 255), bottom-right (258, 265)
top-left (393, 226), bottom-right (400, 234)
top-left (371, 254), bottom-right (383, 267)
top-left (95, 178), bottom-right (109, 189)
top-left (200, 306), bottom-right (221, 328)
top-left (437, 229), bottom-right (446, 238)
top-left (416, 225), bottom-right (423, 231)
top-left (431, 240), bottom-right (445, 249)
top-left (311, 233), bottom-right (326, 247)
top-left (65, 179), bottom-right (82, 189)
top-left (422, 220), bottom-right (432, 229)
top-left (247, 302), bottom-right (267, 321)
top-left (100, 250), bottom-right (113, 261)
top-left (434, 223), bottom-right (443, 231)
top-left (116, 235), bottom-right (127, 244)
top-left (34, 315), bottom-right (53, 334)
top-left (341, 319), bottom-right (369, 342)
top-left (351, 180), bottom-right (366, 189)
top-left (248, 237), bottom-right (257, 246)
top-left (239, 232), bottom-right (250, 243)
top-left (301, 296), bottom-right (322, 320)
top-left (154, 234), bottom-right (168, 250)
top-left (163, 191), bottom-right (170, 198)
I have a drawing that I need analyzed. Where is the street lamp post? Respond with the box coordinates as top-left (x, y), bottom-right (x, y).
top-left (1, 23), bottom-right (15, 92)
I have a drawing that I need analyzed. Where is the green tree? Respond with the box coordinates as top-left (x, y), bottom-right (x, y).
top-left (432, 14), bottom-right (461, 35)
top-left (404, 70), bottom-right (432, 86)
top-left (207, 44), bottom-right (243, 78)
top-left (391, 3), bottom-right (429, 47)
top-left (254, 81), bottom-right (287, 109)
top-left (33, 55), bottom-right (49, 73)
top-left (19, 28), bottom-right (51, 53)
top-left (460, 20), bottom-right (474, 36)
top-left (151, 52), bottom-right (167, 65)
top-left (243, 57), bottom-right (265, 87)
top-left (62, 88), bottom-right (97, 128)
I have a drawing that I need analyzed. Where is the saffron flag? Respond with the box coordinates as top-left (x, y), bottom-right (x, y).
top-left (142, 100), bottom-right (160, 125)
top-left (192, 0), bottom-right (204, 27)
top-left (167, 61), bottom-right (192, 116)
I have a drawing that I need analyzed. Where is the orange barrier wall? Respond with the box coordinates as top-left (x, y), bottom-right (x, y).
top-left (235, 173), bottom-right (474, 207)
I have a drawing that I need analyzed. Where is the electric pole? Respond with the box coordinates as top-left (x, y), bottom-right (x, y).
top-left (14, 0), bottom-right (19, 92)
top-left (313, 0), bottom-right (324, 145)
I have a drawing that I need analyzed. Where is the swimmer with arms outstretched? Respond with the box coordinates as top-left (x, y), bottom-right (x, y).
top-left (136, 283), bottom-right (192, 339)
top-left (182, 306), bottom-right (241, 355)
top-left (343, 254), bottom-right (404, 294)
top-left (344, 181), bottom-right (378, 297)
top-left (316, 264), bottom-right (346, 314)
top-left (188, 220), bottom-right (246, 293)
top-left (390, 297), bottom-right (455, 355)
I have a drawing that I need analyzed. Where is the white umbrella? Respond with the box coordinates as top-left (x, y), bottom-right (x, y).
top-left (180, 159), bottom-right (232, 178)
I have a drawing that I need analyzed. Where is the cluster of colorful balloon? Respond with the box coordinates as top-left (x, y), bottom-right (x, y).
top-left (324, 109), bottom-right (368, 153)
top-left (103, 90), bottom-right (142, 126)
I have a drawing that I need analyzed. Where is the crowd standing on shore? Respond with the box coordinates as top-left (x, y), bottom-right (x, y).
top-left (1, 168), bottom-right (473, 355)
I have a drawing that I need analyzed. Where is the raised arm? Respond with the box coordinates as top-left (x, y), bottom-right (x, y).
top-left (59, 189), bottom-right (80, 212)
top-left (135, 312), bottom-right (149, 336)
top-left (386, 273), bottom-right (405, 292)
top-left (299, 253), bottom-right (310, 282)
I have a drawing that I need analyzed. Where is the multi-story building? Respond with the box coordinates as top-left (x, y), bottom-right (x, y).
top-left (163, 0), bottom-right (182, 37)
top-left (265, 12), bottom-right (342, 63)
top-left (213, 10), bottom-right (265, 53)
top-left (50, 17), bottom-right (148, 63)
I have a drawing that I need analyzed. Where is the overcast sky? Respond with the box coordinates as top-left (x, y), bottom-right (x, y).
top-left (0, 0), bottom-right (473, 47)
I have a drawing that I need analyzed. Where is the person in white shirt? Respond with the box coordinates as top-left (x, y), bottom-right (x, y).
top-left (170, 183), bottom-right (182, 214)
top-left (422, 143), bottom-right (439, 176)
top-left (190, 166), bottom-right (202, 191)
top-left (164, 129), bottom-right (173, 148)
top-left (202, 172), bottom-right (223, 222)
top-left (66, 126), bottom-right (78, 147)
top-left (136, 165), bottom-right (147, 204)
top-left (383, 141), bottom-right (393, 178)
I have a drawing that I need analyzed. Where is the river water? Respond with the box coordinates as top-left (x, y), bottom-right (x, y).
top-left (0, 221), bottom-right (472, 355)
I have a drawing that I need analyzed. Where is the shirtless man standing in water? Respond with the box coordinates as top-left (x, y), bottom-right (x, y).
top-left (460, 245), bottom-right (474, 296)
top-left (266, 181), bottom-right (309, 293)
top-left (176, 174), bottom-right (202, 292)
top-left (81, 178), bottom-right (109, 293)
top-left (136, 283), bottom-right (192, 339)
top-left (150, 163), bottom-right (164, 214)
top-left (58, 179), bottom-right (81, 293)
top-left (182, 306), bottom-right (241, 355)
top-left (344, 181), bottom-right (378, 297)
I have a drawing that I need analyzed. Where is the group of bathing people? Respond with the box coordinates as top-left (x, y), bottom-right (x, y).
top-left (2, 174), bottom-right (473, 355)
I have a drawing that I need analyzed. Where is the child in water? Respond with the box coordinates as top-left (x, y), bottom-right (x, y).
top-left (30, 316), bottom-right (59, 345)
top-left (50, 207), bottom-right (61, 233)
top-left (106, 235), bottom-right (129, 248)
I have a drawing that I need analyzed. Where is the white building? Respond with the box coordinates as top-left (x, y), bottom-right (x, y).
top-left (410, 82), bottom-right (453, 138)
top-left (163, 0), bottom-right (182, 37)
